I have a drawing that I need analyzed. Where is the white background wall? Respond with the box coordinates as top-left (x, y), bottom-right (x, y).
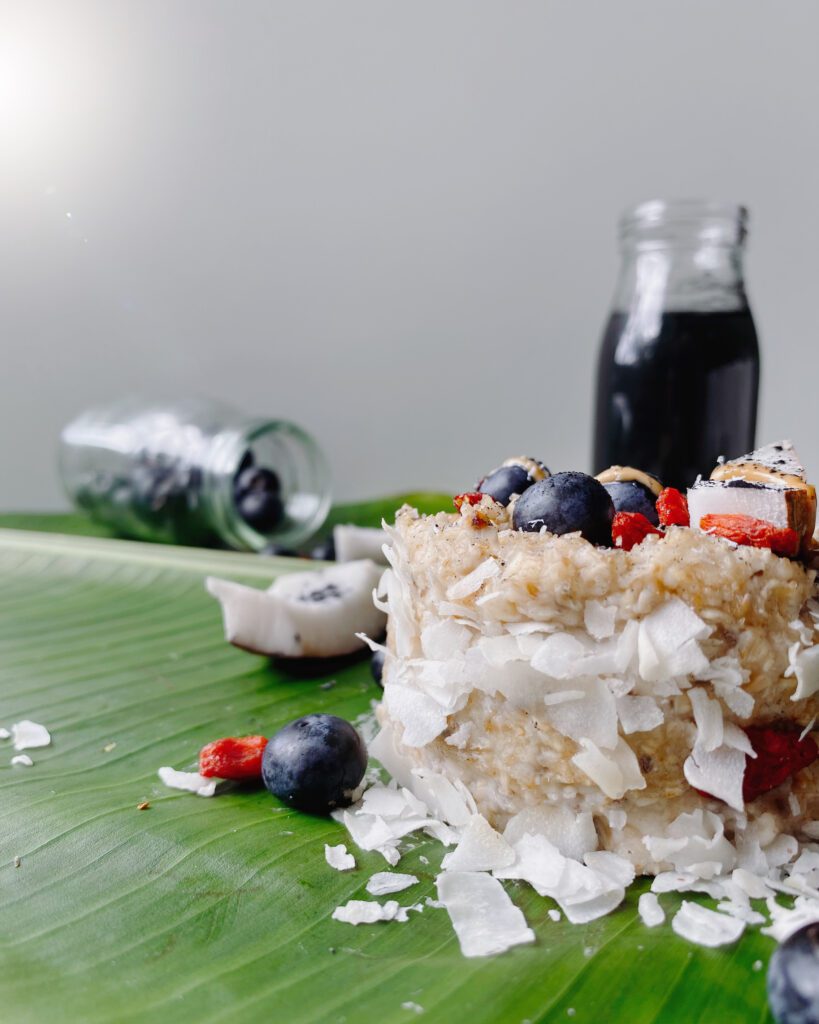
top-left (2, 1), bottom-right (818, 510)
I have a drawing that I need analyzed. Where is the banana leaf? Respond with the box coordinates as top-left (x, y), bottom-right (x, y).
top-left (0, 508), bottom-right (776, 1024)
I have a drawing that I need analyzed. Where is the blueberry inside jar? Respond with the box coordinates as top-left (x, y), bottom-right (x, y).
top-left (60, 398), bottom-right (331, 551)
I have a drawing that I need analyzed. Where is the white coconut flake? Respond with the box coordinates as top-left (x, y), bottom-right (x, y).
top-left (548, 908), bottom-right (561, 922)
top-left (545, 678), bottom-right (619, 750)
top-left (436, 871), bottom-right (535, 957)
top-left (446, 559), bottom-right (500, 601)
top-left (332, 899), bottom-right (408, 925)
top-left (366, 872), bottom-right (419, 896)
top-left (325, 844), bottom-right (356, 871)
top-left (800, 716), bottom-right (817, 742)
top-left (763, 895), bottom-right (819, 942)
top-left (688, 688), bottom-right (724, 752)
top-left (10, 754), bottom-right (33, 767)
top-left (683, 741), bottom-right (746, 813)
top-left (584, 601), bottom-right (617, 640)
top-left (0, 728), bottom-right (10, 740)
top-left (571, 737), bottom-right (645, 800)
top-left (157, 767), bottom-right (217, 797)
top-left (441, 815), bottom-right (515, 873)
top-left (401, 1002), bottom-right (424, 1015)
top-left (789, 644), bottom-right (819, 701)
top-left (11, 720), bottom-right (51, 751)
top-left (616, 695), bottom-right (664, 735)
top-left (503, 806), bottom-right (598, 861)
top-left (671, 901), bottom-right (745, 947)
top-left (638, 892), bottom-right (665, 927)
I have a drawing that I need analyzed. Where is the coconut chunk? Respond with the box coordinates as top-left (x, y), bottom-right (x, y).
top-left (638, 892), bottom-right (665, 927)
top-left (672, 901), bottom-right (745, 947)
top-left (441, 815), bottom-right (515, 873)
top-left (206, 559), bottom-right (386, 658)
top-left (332, 899), bottom-right (407, 925)
top-left (325, 844), bottom-right (356, 871)
top-left (157, 767), bottom-right (216, 797)
top-left (435, 871), bottom-right (535, 957)
top-left (11, 720), bottom-right (51, 751)
top-left (333, 524), bottom-right (388, 564)
top-left (366, 872), bottom-right (419, 896)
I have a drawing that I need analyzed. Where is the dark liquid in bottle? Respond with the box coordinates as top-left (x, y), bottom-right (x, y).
top-left (593, 310), bottom-right (760, 489)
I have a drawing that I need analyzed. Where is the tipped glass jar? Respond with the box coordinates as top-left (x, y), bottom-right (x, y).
top-left (59, 398), bottom-right (331, 551)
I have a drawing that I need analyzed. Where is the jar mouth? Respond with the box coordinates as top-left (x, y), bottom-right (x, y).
top-left (619, 199), bottom-right (748, 249)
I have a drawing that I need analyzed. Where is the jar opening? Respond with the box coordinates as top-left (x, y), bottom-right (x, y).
top-left (619, 199), bottom-right (748, 250)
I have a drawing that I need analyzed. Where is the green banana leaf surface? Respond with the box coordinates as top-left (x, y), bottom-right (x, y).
top-left (0, 499), bottom-right (777, 1024)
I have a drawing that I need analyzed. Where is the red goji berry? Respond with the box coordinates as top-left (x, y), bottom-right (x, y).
top-left (611, 511), bottom-right (663, 551)
top-left (656, 487), bottom-right (690, 528)
top-left (199, 735), bottom-right (268, 780)
top-left (453, 492), bottom-right (485, 511)
top-left (700, 513), bottom-right (800, 557)
top-left (742, 724), bottom-right (818, 802)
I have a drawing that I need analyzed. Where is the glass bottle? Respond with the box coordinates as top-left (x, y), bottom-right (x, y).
top-left (593, 199), bottom-right (760, 489)
top-left (58, 397), bottom-right (331, 550)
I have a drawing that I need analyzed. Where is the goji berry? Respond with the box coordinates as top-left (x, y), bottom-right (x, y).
top-left (199, 735), bottom-right (268, 780)
top-left (611, 511), bottom-right (663, 551)
top-left (700, 513), bottom-right (800, 557)
top-left (743, 724), bottom-right (818, 802)
top-left (656, 487), bottom-right (690, 527)
top-left (453, 492), bottom-right (485, 511)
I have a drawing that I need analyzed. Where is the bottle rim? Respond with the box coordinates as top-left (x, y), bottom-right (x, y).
top-left (619, 199), bottom-right (749, 248)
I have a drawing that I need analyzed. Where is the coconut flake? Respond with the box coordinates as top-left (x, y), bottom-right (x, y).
top-left (638, 892), bottom-right (665, 927)
top-left (548, 908), bottom-right (561, 922)
top-left (441, 815), bottom-right (515, 872)
top-left (0, 728), bottom-right (10, 740)
top-left (616, 695), bottom-right (664, 735)
top-left (671, 901), bottom-right (745, 947)
top-left (545, 677), bottom-right (619, 750)
top-left (325, 844), bottom-right (356, 871)
top-left (332, 899), bottom-right (408, 925)
top-left (157, 767), bottom-right (216, 797)
top-left (366, 872), bottom-right (419, 896)
top-left (333, 524), bottom-right (388, 564)
top-left (763, 895), bottom-right (819, 942)
top-left (382, 684), bottom-right (449, 748)
top-left (11, 720), bottom-right (50, 751)
top-left (688, 688), bottom-right (724, 752)
top-left (503, 806), bottom-right (598, 861)
top-left (643, 810), bottom-right (737, 879)
top-left (571, 737), bottom-right (645, 800)
top-left (584, 601), bottom-right (617, 640)
top-left (683, 741), bottom-right (746, 813)
top-left (637, 599), bottom-right (711, 683)
top-left (436, 871), bottom-right (535, 957)
top-left (790, 645), bottom-right (819, 701)
top-left (446, 559), bottom-right (500, 601)
top-left (10, 754), bottom-right (33, 767)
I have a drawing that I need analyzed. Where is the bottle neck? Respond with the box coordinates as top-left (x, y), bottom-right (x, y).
top-left (612, 242), bottom-right (749, 315)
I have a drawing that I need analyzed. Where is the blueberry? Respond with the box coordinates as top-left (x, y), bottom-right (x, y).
top-left (371, 648), bottom-right (385, 688)
top-left (261, 713), bottom-right (368, 814)
top-left (478, 458), bottom-right (550, 506)
top-left (768, 923), bottom-right (819, 1024)
top-left (234, 466), bottom-right (281, 499)
top-left (237, 490), bottom-right (285, 532)
top-left (310, 535), bottom-right (336, 561)
top-left (602, 480), bottom-right (660, 526)
top-left (512, 471), bottom-right (615, 545)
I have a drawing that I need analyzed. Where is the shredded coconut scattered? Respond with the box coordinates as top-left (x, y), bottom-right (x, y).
top-left (332, 900), bottom-right (409, 925)
top-left (157, 767), bottom-right (217, 797)
top-left (436, 871), bottom-right (535, 957)
top-left (11, 720), bottom-right (51, 751)
top-left (366, 872), bottom-right (419, 896)
top-left (638, 892), bottom-right (665, 927)
top-left (325, 844), bottom-right (356, 871)
top-left (10, 754), bottom-right (33, 767)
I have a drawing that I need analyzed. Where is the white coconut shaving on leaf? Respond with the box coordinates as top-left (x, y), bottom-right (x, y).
top-left (10, 754), bottom-right (33, 767)
top-left (763, 895), bottom-right (819, 942)
top-left (441, 815), bottom-right (515, 873)
top-left (332, 900), bottom-right (409, 925)
top-left (0, 728), bottom-right (11, 740)
top-left (11, 720), bottom-right (51, 751)
top-left (436, 871), bottom-right (535, 957)
top-left (157, 767), bottom-right (216, 797)
top-left (671, 901), bottom-right (745, 947)
top-left (366, 872), bottom-right (419, 896)
top-left (325, 844), bottom-right (356, 871)
top-left (638, 892), bottom-right (665, 927)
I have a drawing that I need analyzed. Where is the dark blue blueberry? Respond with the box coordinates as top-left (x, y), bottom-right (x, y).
top-left (234, 466), bottom-right (281, 499)
top-left (310, 535), bottom-right (336, 561)
top-left (768, 923), bottom-right (819, 1024)
top-left (371, 648), bottom-right (385, 688)
top-left (478, 459), bottom-right (550, 506)
top-left (261, 713), bottom-right (368, 814)
top-left (512, 471), bottom-right (615, 545)
top-left (237, 490), bottom-right (285, 532)
top-left (602, 480), bottom-right (660, 526)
